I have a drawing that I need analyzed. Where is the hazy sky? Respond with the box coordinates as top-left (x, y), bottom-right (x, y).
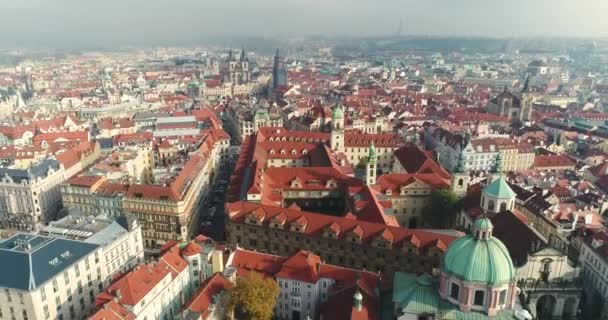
top-left (2, 0), bottom-right (607, 48)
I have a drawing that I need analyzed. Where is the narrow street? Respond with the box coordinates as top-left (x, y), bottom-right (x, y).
top-left (197, 112), bottom-right (240, 241)
top-left (198, 155), bottom-right (236, 241)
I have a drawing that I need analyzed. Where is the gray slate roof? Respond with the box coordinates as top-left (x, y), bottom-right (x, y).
top-left (0, 159), bottom-right (60, 183)
top-left (0, 234), bottom-right (99, 291)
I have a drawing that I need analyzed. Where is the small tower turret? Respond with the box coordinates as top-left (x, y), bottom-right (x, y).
top-left (488, 152), bottom-right (503, 183)
top-left (451, 152), bottom-right (470, 196)
top-left (366, 140), bottom-right (377, 186)
top-left (330, 104), bottom-right (345, 153)
top-left (472, 217), bottom-right (494, 240)
top-left (353, 290), bottom-right (363, 312)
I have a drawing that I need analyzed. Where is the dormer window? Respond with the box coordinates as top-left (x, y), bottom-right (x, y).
top-left (386, 189), bottom-right (392, 196)
top-left (326, 179), bottom-right (337, 188)
top-left (291, 149), bottom-right (297, 155)
top-left (302, 149), bottom-right (308, 155)
top-left (291, 179), bottom-right (301, 188)
top-left (280, 149), bottom-right (286, 155)
top-left (269, 149), bottom-right (276, 155)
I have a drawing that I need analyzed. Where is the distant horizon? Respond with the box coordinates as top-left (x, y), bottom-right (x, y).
top-left (1, 0), bottom-right (607, 50)
top-left (0, 35), bottom-right (605, 52)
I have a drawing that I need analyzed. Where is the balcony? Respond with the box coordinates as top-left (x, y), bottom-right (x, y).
top-left (518, 277), bottom-right (582, 292)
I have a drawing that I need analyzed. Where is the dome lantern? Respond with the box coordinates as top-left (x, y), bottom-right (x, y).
top-left (472, 217), bottom-right (493, 240)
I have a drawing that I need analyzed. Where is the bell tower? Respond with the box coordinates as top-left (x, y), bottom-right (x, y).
top-left (451, 152), bottom-right (470, 196)
top-left (366, 140), bottom-right (377, 186)
top-left (330, 104), bottom-right (345, 153)
top-left (520, 73), bottom-right (534, 122)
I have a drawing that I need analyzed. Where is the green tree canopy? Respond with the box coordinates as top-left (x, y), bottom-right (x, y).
top-left (356, 157), bottom-right (368, 169)
top-left (226, 272), bottom-right (279, 320)
top-left (423, 189), bottom-right (459, 228)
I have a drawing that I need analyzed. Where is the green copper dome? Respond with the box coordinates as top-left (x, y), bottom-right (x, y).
top-left (332, 105), bottom-right (344, 119)
top-left (442, 219), bottom-right (515, 286)
top-left (483, 176), bottom-right (516, 199)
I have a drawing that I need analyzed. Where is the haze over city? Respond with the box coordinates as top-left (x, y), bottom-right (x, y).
top-left (2, 0), bottom-right (608, 48)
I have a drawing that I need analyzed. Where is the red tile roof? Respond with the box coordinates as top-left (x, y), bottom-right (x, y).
top-left (95, 244), bottom-right (188, 309)
top-left (181, 242), bottom-right (203, 256)
top-left (191, 108), bottom-right (222, 130)
top-left (374, 173), bottom-right (450, 194)
top-left (227, 201), bottom-right (461, 252)
top-left (186, 273), bottom-right (233, 316)
top-left (32, 131), bottom-right (89, 146)
top-left (105, 263), bottom-right (170, 306)
top-left (393, 145), bottom-right (450, 179)
top-left (65, 175), bottom-right (104, 188)
top-left (114, 132), bottom-right (153, 145)
top-left (55, 149), bottom-right (81, 169)
top-left (533, 155), bottom-right (576, 169)
top-left (344, 133), bottom-right (401, 148)
top-left (320, 284), bottom-right (378, 320)
top-left (0, 124), bottom-right (35, 140)
top-left (89, 300), bottom-right (135, 320)
top-left (228, 248), bottom-right (380, 319)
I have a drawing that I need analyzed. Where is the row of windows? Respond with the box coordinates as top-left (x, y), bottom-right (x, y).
top-left (450, 283), bottom-right (507, 307)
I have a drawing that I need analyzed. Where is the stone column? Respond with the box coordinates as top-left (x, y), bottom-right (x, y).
top-left (554, 297), bottom-right (565, 318)
top-left (460, 286), bottom-right (472, 312)
top-left (508, 283), bottom-right (517, 308)
top-left (570, 298), bottom-right (580, 318)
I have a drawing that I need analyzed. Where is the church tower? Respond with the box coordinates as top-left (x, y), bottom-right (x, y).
top-left (451, 152), bottom-right (470, 196)
top-left (366, 140), bottom-right (377, 186)
top-left (240, 45), bottom-right (250, 84)
top-left (520, 73), bottom-right (534, 122)
top-left (330, 104), bottom-right (345, 153)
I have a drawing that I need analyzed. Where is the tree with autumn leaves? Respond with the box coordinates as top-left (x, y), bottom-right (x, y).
top-left (225, 272), bottom-right (279, 320)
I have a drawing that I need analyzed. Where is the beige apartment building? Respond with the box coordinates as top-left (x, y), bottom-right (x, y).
top-left (123, 130), bottom-right (229, 249)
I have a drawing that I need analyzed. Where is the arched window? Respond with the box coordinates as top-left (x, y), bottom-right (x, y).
top-left (458, 178), bottom-right (463, 187)
top-left (488, 200), bottom-right (495, 211)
